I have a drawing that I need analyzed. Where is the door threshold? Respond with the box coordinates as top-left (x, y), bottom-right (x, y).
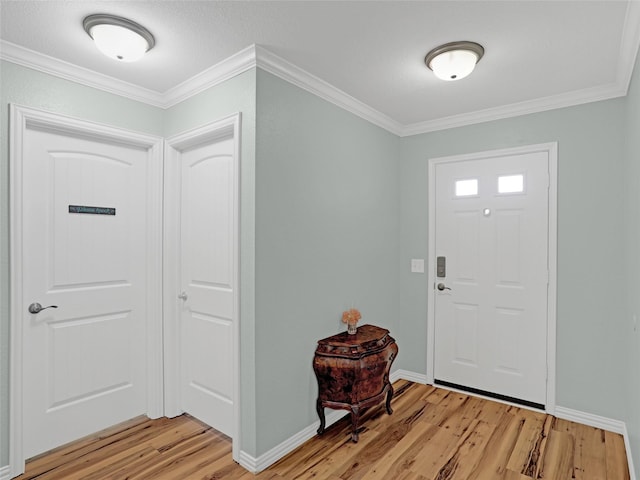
top-left (434, 379), bottom-right (545, 411)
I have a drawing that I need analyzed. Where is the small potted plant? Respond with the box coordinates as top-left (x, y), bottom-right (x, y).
top-left (342, 308), bottom-right (361, 335)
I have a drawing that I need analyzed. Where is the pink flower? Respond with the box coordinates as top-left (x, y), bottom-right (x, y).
top-left (341, 308), bottom-right (362, 325)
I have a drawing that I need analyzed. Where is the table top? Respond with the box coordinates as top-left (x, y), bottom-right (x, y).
top-left (315, 324), bottom-right (393, 358)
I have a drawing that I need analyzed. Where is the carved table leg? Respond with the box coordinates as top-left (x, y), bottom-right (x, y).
top-left (316, 399), bottom-right (326, 435)
top-left (385, 384), bottom-right (394, 415)
top-left (350, 406), bottom-right (360, 443)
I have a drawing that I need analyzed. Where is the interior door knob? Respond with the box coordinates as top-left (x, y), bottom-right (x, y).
top-left (28, 303), bottom-right (58, 314)
top-left (436, 283), bottom-right (452, 291)
top-left (178, 291), bottom-right (188, 301)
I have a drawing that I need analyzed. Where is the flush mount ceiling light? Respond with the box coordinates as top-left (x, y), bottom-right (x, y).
top-left (83, 14), bottom-right (155, 62)
top-left (425, 41), bottom-right (484, 81)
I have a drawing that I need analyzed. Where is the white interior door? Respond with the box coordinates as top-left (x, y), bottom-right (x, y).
top-left (433, 150), bottom-right (550, 407)
top-left (164, 116), bottom-right (239, 442)
top-left (12, 106), bottom-right (163, 462)
top-left (179, 135), bottom-right (235, 435)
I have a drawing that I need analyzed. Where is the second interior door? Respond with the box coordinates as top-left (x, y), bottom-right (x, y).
top-left (176, 132), bottom-right (236, 436)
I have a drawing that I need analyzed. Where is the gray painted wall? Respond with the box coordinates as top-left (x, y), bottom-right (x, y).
top-left (624, 46), bottom-right (640, 478)
top-left (254, 69), bottom-right (400, 455)
top-left (0, 60), bottom-right (164, 465)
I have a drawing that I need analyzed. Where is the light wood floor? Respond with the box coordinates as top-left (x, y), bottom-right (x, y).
top-left (15, 381), bottom-right (629, 480)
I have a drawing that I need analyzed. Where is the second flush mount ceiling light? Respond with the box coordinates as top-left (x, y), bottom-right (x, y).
top-left (425, 41), bottom-right (484, 81)
top-left (83, 14), bottom-right (155, 62)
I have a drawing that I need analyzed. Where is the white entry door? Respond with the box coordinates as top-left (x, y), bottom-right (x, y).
top-left (11, 106), bottom-right (163, 463)
top-left (164, 116), bottom-right (239, 441)
top-left (432, 148), bottom-right (552, 407)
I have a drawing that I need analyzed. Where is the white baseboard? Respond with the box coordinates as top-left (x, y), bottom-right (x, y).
top-left (4, 371), bottom-right (419, 477)
top-left (418, 385), bottom-right (636, 480)
top-left (238, 409), bottom-right (346, 473)
top-left (239, 369), bottom-right (419, 473)
top-left (623, 423), bottom-right (638, 480)
top-left (0, 465), bottom-right (10, 480)
top-left (243, 387), bottom-right (636, 479)
top-left (554, 406), bottom-right (635, 480)
top-left (391, 369), bottom-right (428, 385)
top-left (7, 372), bottom-right (634, 480)
top-left (554, 406), bottom-right (625, 434)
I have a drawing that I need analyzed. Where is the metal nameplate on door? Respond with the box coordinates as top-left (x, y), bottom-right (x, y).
top-left (69, 205), bottom-right (116, 215)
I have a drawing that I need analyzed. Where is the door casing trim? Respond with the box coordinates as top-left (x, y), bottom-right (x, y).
top-left (163, 113), bottom-right (242, 463)
top-left (8, 104), bottom-right (164, 477)
top-left (426, 142), bottom-right (558, 414)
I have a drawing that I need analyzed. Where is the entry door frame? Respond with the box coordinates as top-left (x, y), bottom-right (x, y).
top-left (163, 113), bottom-right (241, 462)
top-left (426, 142), bottom-right (558, 413)
top-left (8, 104), bottom-right (164, 476)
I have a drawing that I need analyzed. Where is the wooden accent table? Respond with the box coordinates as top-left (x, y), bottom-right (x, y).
top-left (313, 324), bottom-right (398, 442)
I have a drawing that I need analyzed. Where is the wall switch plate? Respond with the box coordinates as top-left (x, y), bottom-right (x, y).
top-left (411, 259), bottom-right (425, 273)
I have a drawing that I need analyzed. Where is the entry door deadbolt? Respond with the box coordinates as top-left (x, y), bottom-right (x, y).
top-left (436, 256), bottom-right (446, 277)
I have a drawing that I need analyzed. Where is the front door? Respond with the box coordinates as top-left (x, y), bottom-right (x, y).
top-left (432, 148), bottom-right (551, 407)
top-left (12, 106), bottom-right (162, 463)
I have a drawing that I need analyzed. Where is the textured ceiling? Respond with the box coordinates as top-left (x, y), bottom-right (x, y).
top-left (1, 1), bottom-right (639, 130)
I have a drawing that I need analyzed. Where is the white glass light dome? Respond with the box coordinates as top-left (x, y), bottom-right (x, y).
top-left (84, 14), bottom-right (155, 63)
top-left (425, 41), bottom-right (485, 82)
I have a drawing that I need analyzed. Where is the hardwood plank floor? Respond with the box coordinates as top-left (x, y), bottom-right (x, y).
top-left (15, 381), bottom-right (629, 480)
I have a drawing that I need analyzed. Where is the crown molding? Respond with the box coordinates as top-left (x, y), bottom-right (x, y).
top-left (161, 45), bottom-right (257, 108)
top-left (3, 3), bottom-right (640, 138)
top-left (0, 40), bottom-right (166, 107)
top-left (401, 82), bottom-right (628, 136)
top-left (254, 45), bottom-right (404, 136)
top-left (0, 40), bottom-right (256, 110)
top-left (0, 39), bottom-right (402, 134)
top-left (618, 0), bottom-right (640, 93)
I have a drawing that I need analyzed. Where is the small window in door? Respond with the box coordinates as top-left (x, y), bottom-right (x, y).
top-left (498, 174), bottom-right (524, 194)
top-left (455, 179), bottom-right (478, 197)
